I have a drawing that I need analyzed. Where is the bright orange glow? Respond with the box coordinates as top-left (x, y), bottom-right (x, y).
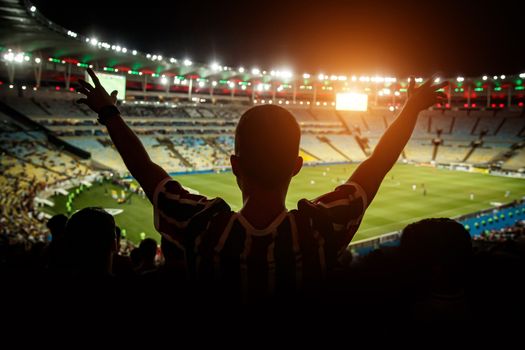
top-left (336, 92), bottom-right (368, 111)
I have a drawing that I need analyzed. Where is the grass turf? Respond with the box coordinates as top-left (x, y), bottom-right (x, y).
top-left (44, 163), bottom-right (525, 244)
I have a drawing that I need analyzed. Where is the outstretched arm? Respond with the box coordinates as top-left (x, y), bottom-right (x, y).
top-left (349, 76), bottom-right (448, 205)
top-left (77, 68), bottom-right (169, 202)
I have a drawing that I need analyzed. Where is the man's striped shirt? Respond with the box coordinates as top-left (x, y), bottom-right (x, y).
top-left (153, 178), bottom-right (367, 300)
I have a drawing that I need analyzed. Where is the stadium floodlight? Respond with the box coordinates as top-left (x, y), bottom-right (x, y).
top-left (434, 77), bottom-right (441, 83)
top-left (146, 53), bottom-right (151, 58)
top-left (198, 81), bottom-right (206, 88)
top-left (394, 91), bottom-right (400, 96)
top-left (238, 67), bottom-right (245, 73)
top-left (482, 75), bottom-right (488, 80)
top-left (500, 75), bottom-right (506, 79)
top-left (21, 85), bottom-right (26, 90)
top-left (115, 46), bottom-right (122, 52)
top-left (359, 76), bottom-right (370, 82)
top-left (183, 59), bottom-right (192, 66)
top-left (132, 50), bottom-right (138, 56)
top-left (330, 75), bottom-right (338, 81)
top-left (336, 92), bottom-right (368, 111)
top-left (520, 73), bottom-right (525, 78)
top-left (169, 58), bottom-right (176, 63)
top-left (90, 38), bottom-right (98, 46)
top-left (30, 6), bottom-right (36, 12)
top-left (389, 106), bottom-right (395, 112)
top-left (211, 62), bottom-right (221, 71)
top-left (318, 74), bottom-right (325, 81)
top-left (415, 77), bottom-right (424, 83)
top-left (212, 81), bottom-right (218, 87)
top-left (351, 76), bottom-right (357, 82)
top-left (338, 76), bottom-right (347, 81)
top-left (152, 55), bottom-right (157, 60)
top-left (251, 68), bottom-right (261, 75)
top-left (122, 48), bottom-right (127, 53)
top-left (35, 57), bottom-right (41, 64)
top-left (303, 73), bottom-right (311, 79)
top-left (9, 84), bottom-right (13, 89)
top-left (228, 81), bottom-right (235, 88)
top-left (493, 75), bottom-right (498, 80)
top-left (279, 70), bottom-right (293, 79)
top-left (456, 76), bottom-right (464, 82)
top-left (157, 55), bottom-right (163, 61)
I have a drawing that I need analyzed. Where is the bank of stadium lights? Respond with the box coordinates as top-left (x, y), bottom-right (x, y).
top-left (456, 77), bottom-right (465, 82)
top-left (3, 51), bottom-right (30, 63)
top-left (183, 59), bottom-right (193, 66)
top-left (169, 58), bottom-right (177, 63)
top-left (520, 73), bottom-right (525, 78)
top-left (500, 75), bottom-right (506, 79)
top-left (67, 31), bottom-right (77, 38)
top-left (303, 73), bottom-right (311, 79)
top-left (251, 68), bottom-right (261, 75)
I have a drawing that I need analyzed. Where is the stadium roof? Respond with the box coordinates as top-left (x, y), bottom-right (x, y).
top-left (0, 0), bottom-right (524, 90)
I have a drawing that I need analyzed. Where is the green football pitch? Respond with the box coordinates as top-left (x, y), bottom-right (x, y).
top-left (44, 163), bottom-right (525, 244)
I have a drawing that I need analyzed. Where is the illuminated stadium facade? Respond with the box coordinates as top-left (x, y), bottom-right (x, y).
top-left (1, 0), bottom-right (525, 252)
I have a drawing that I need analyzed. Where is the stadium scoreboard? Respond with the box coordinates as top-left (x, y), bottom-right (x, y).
top-left (335, 92), bottom-right (368, 111)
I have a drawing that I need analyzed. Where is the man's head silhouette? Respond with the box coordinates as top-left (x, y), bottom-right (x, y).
top-left (231, 105), bottom-right (303, 192)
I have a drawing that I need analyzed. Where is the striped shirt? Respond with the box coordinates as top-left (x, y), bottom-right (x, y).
top-left (153, 178), bottom-right (367, 301)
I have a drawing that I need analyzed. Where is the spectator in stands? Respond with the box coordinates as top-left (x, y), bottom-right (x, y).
top-left (112, 226), bottom-right (133, 278)
top-left (77, 68), bottom-right (447, 302)
top-left (62, 207), bottom-right (117, 278)
top-left (43, 214), bottom-right (68, 270)
top-left (135, 238), bottom-right (158, 275)
top-left (400, 218), bottom-right (472, 320)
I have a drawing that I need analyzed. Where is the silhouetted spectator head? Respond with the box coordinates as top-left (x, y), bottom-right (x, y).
top-left (130, 248), bottom-right (141, 269)
top-left (231, 105), bottom-right (302, 190)
top-left (401, 218), bottom-right (472, 284)
top-left (139, 238), bottom-right (157, 265)
top-left (47, 214), bottom-right (68, 241)
top-left (64, 207), bottom-right (117, 274)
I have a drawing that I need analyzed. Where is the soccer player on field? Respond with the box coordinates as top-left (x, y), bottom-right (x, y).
top-left (77, 68), bottom-right (447, 300)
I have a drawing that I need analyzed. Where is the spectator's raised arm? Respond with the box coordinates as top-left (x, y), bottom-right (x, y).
top-left (76, 68), bottom-right (170, 202)
top-left (348, 75), bottom-right (448, 206)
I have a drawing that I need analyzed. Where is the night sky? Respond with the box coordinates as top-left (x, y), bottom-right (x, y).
top-left (32, 0), bottom-right (523, 77)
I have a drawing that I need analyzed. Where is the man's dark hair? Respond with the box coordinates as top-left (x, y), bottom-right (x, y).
top-left (401, 218), bottom-right (472, 269)
top-left (47, 214), bottom-right (68, 240)
top-left (139, 238), bottom-right (158, 263)
top-left (235, 105), bottom-right (301, 188)
top-left (64, 207), bottom-right (116, 271)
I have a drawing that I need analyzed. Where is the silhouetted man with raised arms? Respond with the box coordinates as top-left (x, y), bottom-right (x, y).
top-left (77, 68), bottom-right (447, 301)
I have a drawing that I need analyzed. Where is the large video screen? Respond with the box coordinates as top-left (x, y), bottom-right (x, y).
top-left (335, 92), bottom-right (368, 111)
top-left (85, 71), bottom-right (126, 100)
